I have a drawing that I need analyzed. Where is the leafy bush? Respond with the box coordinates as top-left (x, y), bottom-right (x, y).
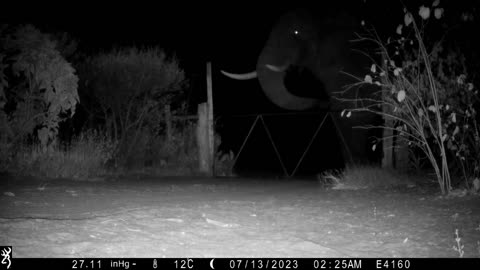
top-left (344, 2), bottom-right (478, 194)
top-left (0, 24), bottom-right (79, 148)
top-left (77, 47), bottom-right (187, 166)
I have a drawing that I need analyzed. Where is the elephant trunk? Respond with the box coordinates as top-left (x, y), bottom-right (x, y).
top-left (256, 65), bottom-right (321, 110)
top-left (256, 46), bottom-right (322, 111)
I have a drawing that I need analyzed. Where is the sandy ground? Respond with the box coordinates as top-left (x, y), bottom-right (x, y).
top-left (0, 175), bottom-right (479, 258)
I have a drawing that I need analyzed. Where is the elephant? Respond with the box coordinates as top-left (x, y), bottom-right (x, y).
top-left (221, 8), bottom-right (382, 164)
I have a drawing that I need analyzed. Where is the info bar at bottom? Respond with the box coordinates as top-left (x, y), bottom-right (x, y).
top-left (2, 258), bottom-right (479, 270)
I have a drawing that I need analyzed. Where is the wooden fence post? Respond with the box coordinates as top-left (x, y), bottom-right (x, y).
top-left (206, 62), bottom-right (215, 176)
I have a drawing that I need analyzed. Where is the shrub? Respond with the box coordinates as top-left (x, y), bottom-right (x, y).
top-left (76, 47), bottom-right (187, 167)
top-left (0, 24), bottom-right (79, 149)
top-left (343, 2), bottom-right (478, 194)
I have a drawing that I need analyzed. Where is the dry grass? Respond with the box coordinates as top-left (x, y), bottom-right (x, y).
top-left (2, 123), bottom-right (205, 180)
top-left (7, 131), bottom-right (116, 180)
top-left (319, 165), bottom-right (417, 190)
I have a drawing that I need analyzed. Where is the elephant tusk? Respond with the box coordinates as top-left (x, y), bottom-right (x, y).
top-left (220, 70), bottom-right (258, 80)
top-left (265, 64), bottom-right (288, 72)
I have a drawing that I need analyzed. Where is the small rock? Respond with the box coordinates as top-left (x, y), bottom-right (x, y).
top-left (473, 178), bottom-right (480, 193)
top-left (449, 189), bottom-right (467, 198)
top-left (3, 192), bottom-right (15, 197)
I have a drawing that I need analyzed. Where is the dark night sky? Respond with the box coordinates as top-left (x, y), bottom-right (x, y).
top-left (2, 1), bottom-right (476, 72)
top-left (1, 5), bottom-right (290, 69)
top-left (0, 2), bottom-right (386, 68)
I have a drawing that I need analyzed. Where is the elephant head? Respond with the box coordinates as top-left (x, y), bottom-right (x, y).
top-left (221, 8), bottom-right (372, 111)
top-left (221, 8), bottom-right (381, 164)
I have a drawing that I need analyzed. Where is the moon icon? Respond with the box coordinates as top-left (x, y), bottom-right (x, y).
top-left (209, 258), bottom-right (215, 269)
